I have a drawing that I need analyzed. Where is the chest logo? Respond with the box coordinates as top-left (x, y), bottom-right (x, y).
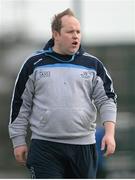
top-left (80, 71), bottom-right (92, 79)
top-left (39, 71), bottom-right (50, 78)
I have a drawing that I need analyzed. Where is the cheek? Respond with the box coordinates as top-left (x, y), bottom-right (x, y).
top-left (63, 36), bottom-right (71, 41)
top-left (78, 34), bottom-right (81, 41)
top-left (62, 37), bottom-right (71, 46)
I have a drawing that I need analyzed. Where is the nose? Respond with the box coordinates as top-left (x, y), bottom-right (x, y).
top-left (73, 32), bottom-right (78, 39)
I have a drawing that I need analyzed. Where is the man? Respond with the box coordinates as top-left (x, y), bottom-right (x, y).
top-left (9, 8), bottom-right (117, 178)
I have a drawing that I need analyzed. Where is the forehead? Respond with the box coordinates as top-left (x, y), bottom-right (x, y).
top-left (61, 15), bottom-right (80, 29)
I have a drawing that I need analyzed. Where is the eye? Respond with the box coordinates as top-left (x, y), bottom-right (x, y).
top-left (66, 30), bottom-right (81, 34)
top-left (67, 30), bottom-right (74, 33)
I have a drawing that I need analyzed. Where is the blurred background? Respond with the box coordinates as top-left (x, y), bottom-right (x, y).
top-left (0, 0), bottom-right (135, 178)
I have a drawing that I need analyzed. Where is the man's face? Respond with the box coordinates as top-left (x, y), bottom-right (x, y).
top-left (53, 15), bottom-right (81, 55)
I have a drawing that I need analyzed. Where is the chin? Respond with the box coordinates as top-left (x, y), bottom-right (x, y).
top-left (69, 49), bottom-right (78, 55)
top-left (68, 52), bottom-right (76, 55)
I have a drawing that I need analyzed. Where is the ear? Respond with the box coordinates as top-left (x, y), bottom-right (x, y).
top-left (52, 30), bottom-right (60, 41)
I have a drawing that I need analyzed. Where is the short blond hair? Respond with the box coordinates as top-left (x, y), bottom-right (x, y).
top-left (51, 8), bottom-right (75, 33)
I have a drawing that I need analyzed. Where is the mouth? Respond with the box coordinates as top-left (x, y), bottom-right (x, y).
top-left (72, 41), bottom-right (78, 46)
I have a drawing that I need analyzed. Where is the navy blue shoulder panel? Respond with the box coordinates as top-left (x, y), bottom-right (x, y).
top-left (96, 57), bottom-right (117, 102)
top-left (72, 53), bottom-right (98, 71)
top-left (11, 51), bottom-right (46, 123)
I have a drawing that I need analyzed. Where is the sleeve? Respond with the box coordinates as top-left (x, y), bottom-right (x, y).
top-left (92, 60), bottom-right (117, 125)
top-left (8, 59), bottom-right (34, 148)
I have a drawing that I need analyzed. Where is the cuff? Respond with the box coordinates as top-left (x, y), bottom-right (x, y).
top-left (101, 110), bottom-right (117, 125)
top-left (11, 135), bottom-right (26, 148)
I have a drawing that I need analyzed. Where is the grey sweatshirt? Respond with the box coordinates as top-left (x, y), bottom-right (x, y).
top-left (9, 39), bottom-right (117, 148)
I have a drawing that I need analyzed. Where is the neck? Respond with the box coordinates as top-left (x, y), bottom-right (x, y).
top-left (52, 46), bottom-right (64, 55)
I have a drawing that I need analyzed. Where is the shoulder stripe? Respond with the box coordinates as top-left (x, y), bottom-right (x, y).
top-left (83, 52), bottom-right (99, 60)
